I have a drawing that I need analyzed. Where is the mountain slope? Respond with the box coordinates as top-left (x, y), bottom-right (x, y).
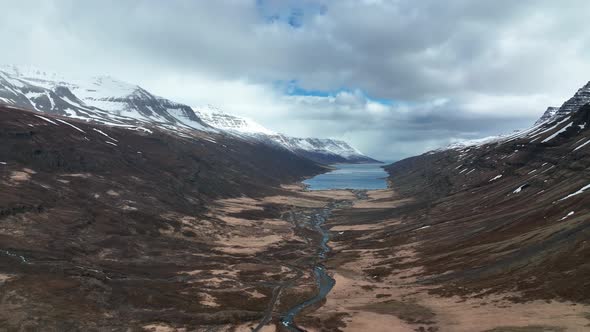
top-left (382, 82), bottom-right (590, 302)
top-left (0, 104), bottom-right (329, 330)
top-left (0, 65), bottom-right (378, 164)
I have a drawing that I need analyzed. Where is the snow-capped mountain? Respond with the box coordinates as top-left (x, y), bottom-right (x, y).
top-left (264, 134), bottom-right (379, 164)
top-left (0, 65), bottom-right (210, 132)
top-left (0, 65), bottom-right (377, 164)
top-left (190, 105), bottom-right (379, 163)
top-left (442, 81), bottom-right (590, 151)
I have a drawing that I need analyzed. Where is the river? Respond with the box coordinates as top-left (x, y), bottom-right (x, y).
top-left (255, 163), bottom-right (387, 331)
top-left (279, 201), bottom-right (345, 331)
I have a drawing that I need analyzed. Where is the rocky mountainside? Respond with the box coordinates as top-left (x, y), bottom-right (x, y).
top-left (0, 65), bottom-right (377, 164)
top-left (554, 81), bottom-right (590, 118)
top-left (384, 81), bottom-right (590, 302)
top-left (533, 82), bottom-right (590, 126)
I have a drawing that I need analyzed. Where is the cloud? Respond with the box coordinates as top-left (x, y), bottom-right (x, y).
top-left (0, 0), bottom-right (589, 160)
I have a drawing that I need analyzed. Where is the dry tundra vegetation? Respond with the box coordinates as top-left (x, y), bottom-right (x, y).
top-left (1, 104), bottom-right (590, 331)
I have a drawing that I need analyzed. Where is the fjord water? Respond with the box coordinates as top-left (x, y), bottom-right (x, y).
top-left (303, 163), bottom-right (388, 190)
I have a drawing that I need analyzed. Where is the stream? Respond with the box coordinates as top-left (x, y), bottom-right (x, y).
top-left (279, 199), bottom-right (354, 331)
top-left (252, 190), bottom-right (366, 331)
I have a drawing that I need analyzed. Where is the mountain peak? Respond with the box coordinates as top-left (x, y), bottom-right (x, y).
top-left (532, 81), bottom-right (590, 125)
top-left (0, 66), bottom-right (211, 131)
top-left (535, 106), bottom-right (560, 125)
top-left (555, 80), bottom-right (590, 116)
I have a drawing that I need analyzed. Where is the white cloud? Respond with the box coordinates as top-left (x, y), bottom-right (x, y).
top-left (0, 0), bottom-right (589, 160)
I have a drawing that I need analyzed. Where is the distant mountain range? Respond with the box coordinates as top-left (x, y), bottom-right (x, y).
top-left (191, 105), bottom-right (380, 164)
top-left (0, 65), bottom-right (378, 164)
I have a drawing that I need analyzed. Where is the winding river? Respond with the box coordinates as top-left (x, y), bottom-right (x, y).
top-left (280, 204), bottom-right (340, 331)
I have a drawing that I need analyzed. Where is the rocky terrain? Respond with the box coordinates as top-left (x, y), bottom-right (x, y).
top-left (0, 65), bottom-right (377, 164)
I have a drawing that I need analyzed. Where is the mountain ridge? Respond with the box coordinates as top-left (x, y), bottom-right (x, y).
top-left (0, 65), bottom-right (378, 164)
top-left (190, 106), bottom-right (380, 163)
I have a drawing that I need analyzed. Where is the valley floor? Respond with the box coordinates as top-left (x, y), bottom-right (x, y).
top-left (146, 186), bottom-right (590, 332)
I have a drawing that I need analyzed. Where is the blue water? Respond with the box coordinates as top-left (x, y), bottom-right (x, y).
top-left (280, 206), bottom-right (336, 331)
top-left (303, 163), bottom-right (388, 190)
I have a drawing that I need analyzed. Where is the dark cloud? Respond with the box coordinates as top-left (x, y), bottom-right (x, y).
top-left (0, 0), bottom-right (589, 160)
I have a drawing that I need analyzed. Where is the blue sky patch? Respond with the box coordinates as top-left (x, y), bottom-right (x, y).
top-left (256, 0), bottom-right (327, 28)
top-left (277, 80), bottom-right (395, 106)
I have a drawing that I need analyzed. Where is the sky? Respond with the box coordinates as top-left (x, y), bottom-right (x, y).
top-left (1, 0), bottom-right (589, 160)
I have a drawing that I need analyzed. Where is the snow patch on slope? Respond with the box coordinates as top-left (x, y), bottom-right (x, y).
top-left (192, 105), bottom-right (276, 135)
